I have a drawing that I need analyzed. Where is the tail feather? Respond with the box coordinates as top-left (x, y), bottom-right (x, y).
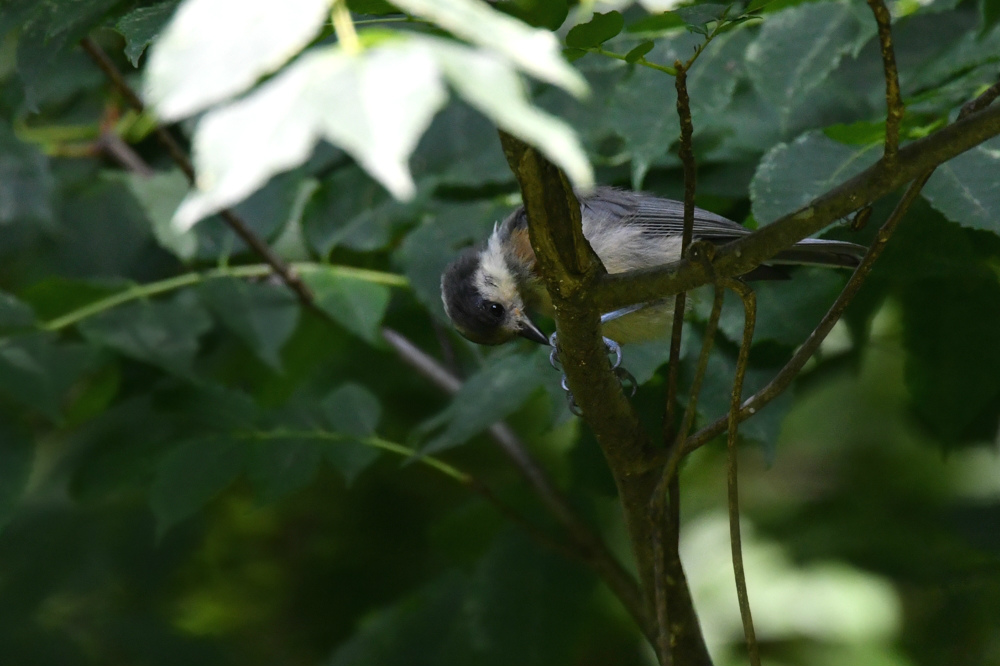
top-left (773, 238), bottom-right (867, 268)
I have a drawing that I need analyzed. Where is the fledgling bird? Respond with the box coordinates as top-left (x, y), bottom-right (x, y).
top-left (440, 187), bottom-right (866, 346)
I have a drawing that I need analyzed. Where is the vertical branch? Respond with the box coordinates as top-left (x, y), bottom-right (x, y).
top-left (867, 0), bottom-right (904, 169)
top-left (663, 63), bottom-right (698, 443)
top-left (720, 278), bottom-right (760, 666)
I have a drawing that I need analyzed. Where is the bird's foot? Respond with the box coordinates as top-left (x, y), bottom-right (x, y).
top-left (549, 333), bottom-right (636, 415)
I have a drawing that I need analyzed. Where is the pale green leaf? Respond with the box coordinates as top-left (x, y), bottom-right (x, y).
top-left (428, 39), bottom-right (593, 189)
top-left (173, 40), bottom-right (447, 229)
top-left (923, 136), bottom-right (1000, 234)
top-left (145, 0), bottom-right (331, 120)
top-left (126, 169), bottom-right (196, 259)
top-left (393, 0), bottom-right (587, 97)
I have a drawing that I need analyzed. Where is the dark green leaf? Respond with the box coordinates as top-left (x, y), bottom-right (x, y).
top-left (422, 348), bottom-right (547, 454)
top-left (320, 383), bottom-right (381, 437)
top-left (246, 437), bottom-right (324, 503)
top-left (625, 40), bottom-right (655, 63)
top-left (346, 0), bottom-right (398, 13)
top-left (199, 278), bottom-right (300, 370)
top-left (0, 292), bottom-right (36, 333)
top-left (751, 131), bottom-right (881, 224)
top-left (115, 0), bottom-right (181, 66)
top-left (0, 421), bottom-right (33, 534)
top-left (610, 65), bottom-right (679, 185)
top-left (495, 0), bottom-right (568, 30)
top-left (626, 12), bottom-right (684, 33)
top-left (565, 11), bottom-right (624, 48)
top-left (562, 47), bottom-right (587, 61)
top-left (411, 101), bottom-right (513, 187)
top-left (0, 121), bottom-right (53, 226)
top-left (78, 298), bottom-right (212, 377)
top-left (922, 136), bottom-right (1000, 234)
top-left (125, 169), bottom-right (195, 260)
top-left (746, 2), bottom-right (864, 127)
top-left (150, 436), bottom-right (246, 537)
top-left (674, 3), bottom-right (729, 27)
top-left (0, 333), bottom-right (96, 420)
top-left (303, 270), bottom-right (392, 345)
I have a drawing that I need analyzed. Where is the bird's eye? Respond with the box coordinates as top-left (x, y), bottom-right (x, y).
top-left (484, 301), bottom-right (505, 319)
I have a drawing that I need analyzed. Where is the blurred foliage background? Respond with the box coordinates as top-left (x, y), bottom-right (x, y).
top-left (1, 0), bottom-right (1000, 664)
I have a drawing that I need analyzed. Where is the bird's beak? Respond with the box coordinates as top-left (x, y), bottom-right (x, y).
top-left (516, 314), bottom-right (550, 345)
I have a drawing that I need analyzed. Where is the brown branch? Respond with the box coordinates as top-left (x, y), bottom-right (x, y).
top-left (593, 101), bottom-right (1000, 316)
top-left (380, 328), bottom-right (650, 639)
top-left (79, 37), bottom-right (315, 305)
top-left (867, 0), bottom-right (903, 168)
top-left (663, 62), bottom-right (697, 447)
top-left (720, 278), bottom-right (760, 666)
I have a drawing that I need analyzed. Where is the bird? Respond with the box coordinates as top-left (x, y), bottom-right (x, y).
top-left (440, 187), bottom-right (866, 347)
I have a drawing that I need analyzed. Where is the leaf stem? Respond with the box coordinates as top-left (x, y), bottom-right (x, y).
top-left (332, 0), bottom-right (362, 54)
top-left (40, 264), bottom-right (408, 332)
top-left (587, 46), bottom-right (678, 76)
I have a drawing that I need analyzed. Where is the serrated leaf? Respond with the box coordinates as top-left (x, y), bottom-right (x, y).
top-left (199, 278), bottom-right (299, 370)
top-left (422, 348), bottom-right (547, 455)
top-left (751, 131), bottom-right (880, 224)
top-left (144, 0), bottom-right (331, 120)
top-left (78, 299), bottom-right (212, 377)
top-left (565, 11), bottom-right (624, 48)
top-left (0, 121), bottom-right (53, 225)
top-left (922, 136), bottom-right (1000, 234)
top-left (150, 436), bottom-right (246, 537)
top-left (303, 269), bottom-right (392, 344)
top-left (0, 334), bottom-right (96, 421)
top-left (746, 2), bottom-right (863, 127)
top-left (392, 0), bottom-right (586, 97)
top-left (427, 39), bottom-right (593, 191)
top-left (625, 40), bottom-right (654, 63)
top-left (116, 0), bottom-right (181, 66)
top-left (174, 40), bottom-right (448, 229)
top-left (0, 421), bottom-right (33, 534)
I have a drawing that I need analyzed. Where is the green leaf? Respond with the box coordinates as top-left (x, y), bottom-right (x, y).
top-left (495, 0), bottom-right (568, 31)
top-left (0, 121), bottom-right (54, 226)
top-left (246, 437), bottom-right (324, 502)
top-left (144, 0), bottom-right (331, 120)
top-left (0, 292), bottom-right (36, 333)
top-left (347, 0), bottom-right (399, 14)
top-left (199, 278), bottom-right (300, 370)
top-left (150, 436), bottom-right (246, 537)
top-left (301, 168), bottom-right (416, 257)
top-left (115, 0), bottom-right (181, 66)
top-left (626, 12), bottom-right (684, 33)
top-left (746, 2), bottom-right (863, 127)
top-left (0, 334), bottom-right (96, 421)
top-left (320, 383), bottom-right (382, 437)
top-left (422, 348), bottom-right (547, 455)
top-left (609, 65), bottom-right (679, 186)
top-left (303, 269), bottom-right (392, 344)
top-left (751, 131), bottom-right (881, 224)
top-left (922, 136), bottom-right (1000, 234)
top-left (565, 11), bottom-right (624, 48)
top-left (625, 40), bottom-right (655, 63)
top-left (412, 101), bottom-right (514, 187)
top-left (426, 39), bottom-right (592, 190)
top-left (673, 3), bottom-right (729, 27)
top-left (125, 169), bottom-right (195, 259)
top-left (824, 121), bottom-right (886, 146)
top-left (392, 0), bottom-right (587, 96)
top-left (78, 298), bottom-right (212, 377)
top-left (0, 421), bottom-right (33, 534)
top-left (174, 40), bottom-right (448, 228)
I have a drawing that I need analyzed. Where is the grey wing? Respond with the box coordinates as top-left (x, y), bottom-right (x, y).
top-left (580, 187), bottom-right (750, 241)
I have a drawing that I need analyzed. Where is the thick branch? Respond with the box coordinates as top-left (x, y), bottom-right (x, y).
top-left (594, 102), bottom-right (1000, 313)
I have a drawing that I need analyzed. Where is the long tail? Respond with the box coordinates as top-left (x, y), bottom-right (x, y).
top-left (773, 238), bottom-right (867, 268)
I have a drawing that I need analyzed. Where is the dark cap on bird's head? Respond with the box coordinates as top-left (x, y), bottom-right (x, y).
top-left (440, 247), bottom-right (548, 346)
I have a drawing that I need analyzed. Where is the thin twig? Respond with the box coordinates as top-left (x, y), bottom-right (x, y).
top-left (380, 328), bottom-right (649, 637)
top-left (959, 78), bottom-right (1000, 119)
top-left (867, 0), bottom-right (903, 169)
top-left (79, 37), bottom-right (315, 305)
top-left (97, 131), bottom-right (154, 176)
top-left (720, 278), bottom-right (760, 666)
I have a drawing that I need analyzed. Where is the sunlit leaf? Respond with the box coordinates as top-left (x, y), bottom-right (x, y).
top-left (173, 40), bottom-right (448, 229)
top-left (144, 0), bottom-right (331, 120)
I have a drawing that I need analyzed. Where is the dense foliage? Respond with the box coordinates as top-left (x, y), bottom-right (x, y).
top-left (1, 0), bottom-right (1000, 664)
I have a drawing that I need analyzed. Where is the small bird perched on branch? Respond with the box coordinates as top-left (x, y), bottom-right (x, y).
top-left (441, 187), bottom-right (866, 346)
